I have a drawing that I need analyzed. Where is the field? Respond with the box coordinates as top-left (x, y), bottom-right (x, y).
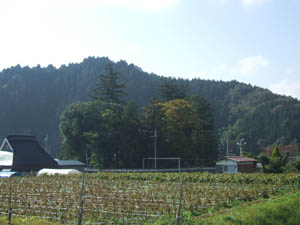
top-left (0, 173), bottom-right (299, 224)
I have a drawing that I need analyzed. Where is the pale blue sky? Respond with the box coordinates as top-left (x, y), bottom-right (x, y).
top-left (0, 0), bottom-right (300, 98)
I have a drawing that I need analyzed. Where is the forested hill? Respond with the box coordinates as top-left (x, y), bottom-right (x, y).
top-left (0, 56), bottom-right (299, 156)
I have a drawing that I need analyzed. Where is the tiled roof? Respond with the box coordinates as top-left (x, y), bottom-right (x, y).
top-left (225, 156), bottom-right (257, 162)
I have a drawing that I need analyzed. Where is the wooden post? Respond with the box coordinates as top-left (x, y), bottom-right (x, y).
top-left (77, 171), bottom-right (86, 225)
top-left (8, 177), bottom-right (12, 225)
top-left (176, 174), bottom-right (184, 225)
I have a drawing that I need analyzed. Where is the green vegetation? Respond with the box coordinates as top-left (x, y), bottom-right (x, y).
top-left (259, 145), bottom-right (285, 173)
top-left (60, 79), bottom-right (217, 168)
top-left (0, 57), bottom-right (300, 157)
top-left (90, 63), bottom-right (126, 103)
top-left (4, 190), bottom-right (300, 225)
top-left (0, 216), bottom-right (61, 225)
top-left (197, 192), bottom-right (300, 225)
top-left (0, 173), bottom-right (299, 224)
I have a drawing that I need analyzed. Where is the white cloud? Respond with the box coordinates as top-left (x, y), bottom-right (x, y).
top-left (269, 79), bottom-right (300, 100)
top-left (197, 55), bottom-right (270, 82)
top-left (231, 55), bottom-right (269, 76)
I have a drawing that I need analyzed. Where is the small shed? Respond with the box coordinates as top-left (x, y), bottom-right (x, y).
top-left (56, 160), bottom-right (85, 172)
top-left (216, 156), bottom-right (257, 173)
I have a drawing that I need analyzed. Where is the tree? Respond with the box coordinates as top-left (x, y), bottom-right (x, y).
top-left (161, 99), bottom-right (197, 158)
top-left (271, 145), bottom-right (282, 159)
top-left (118, 101), bottom-right (143, 168)
top-left (257, 153), bottom-right (269, 170)
top-left (139, 98), bottom-right (168, 162)
top-left (263, 145), bottom-right (284, 173)
top-left (59, 100), bottom-right (123, 168)
top-left (158, 79), bottom-right (189, 102)
top-left (59, 101), bottom-right (105, 161)
top-left (190, 95), bottom-right (217, 165)
top-left (91, 63), bottom-right (126, 104)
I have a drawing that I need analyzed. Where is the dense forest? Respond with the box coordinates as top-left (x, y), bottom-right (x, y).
top-left (59, 65), bottom-right (217, 168)
top-left (0, 57), bottom-right (299, 164)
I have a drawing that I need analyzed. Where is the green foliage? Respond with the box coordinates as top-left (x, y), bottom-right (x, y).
top-left (148, 210), bottom-right (194, 225)
top-left (271, 145), bottom-right (282, 159)
top-left (257, 153), bottom-right (269, 170)
top-left (0, 216), bottom-right (62, 225)
top-left (91, 63), bottom-right (126, 104)
top-left (261, 146), bottom-right (284, 173)
top-left (0, 57), bottom-right (300, 158)
top-left (1, 173), bottom-right (300, 225)
top-left (242, 151), bottom-right (255, 158)
top-left (158, 79), bottom-right (189, 101)
top-left (161, 99), bottom-right (197, 158)
top-left (284, 160), bottom-right (300, 172)
top-left (198, 192), bottom-right (300, 225)
top-left (60, 92), bottom-right (217, 168)
top-left (59, 100), bottom-right (124, 167)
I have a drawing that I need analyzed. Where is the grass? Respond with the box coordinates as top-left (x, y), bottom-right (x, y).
top-left (196, 191), bottom-right (300, 225)
top-left (0, 216), bottom-right (62, 225)
top-left (147, 191), bottom-right (300, 225)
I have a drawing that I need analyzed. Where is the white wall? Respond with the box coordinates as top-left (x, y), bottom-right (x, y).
top-left (216, 159), bottom-right (238, 173)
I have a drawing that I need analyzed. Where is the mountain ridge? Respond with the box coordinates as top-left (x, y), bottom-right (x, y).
top-left (0, 56), bottom-right (299, 156)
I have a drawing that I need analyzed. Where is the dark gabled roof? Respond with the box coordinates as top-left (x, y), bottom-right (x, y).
top-left (6, 135), bottom-right (58, 172)
top-left (57, 160), bottom-right (85, 166)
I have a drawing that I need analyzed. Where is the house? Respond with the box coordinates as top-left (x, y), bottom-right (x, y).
top-left (56, 160), bottom-right (85, 172)
top-left (0, 135), bottom-right (58, 172)
top-left (216, 156), bottom-right (257, 173)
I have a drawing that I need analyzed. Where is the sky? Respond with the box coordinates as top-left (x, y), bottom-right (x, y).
top-left (0, 0), bottom-right (300, 99)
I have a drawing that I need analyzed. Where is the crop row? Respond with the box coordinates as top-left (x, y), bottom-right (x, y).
top-left (0, 173), bottom-right (298, 224)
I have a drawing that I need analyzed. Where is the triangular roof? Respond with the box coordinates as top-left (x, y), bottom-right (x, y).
top-left (1, 135), bottom-right (58, 172)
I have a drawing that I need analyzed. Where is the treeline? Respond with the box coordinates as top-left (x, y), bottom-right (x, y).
top-left (60, 65), bottom-right (217, 168)
top-left (0, 57), bottom-right (299, 157)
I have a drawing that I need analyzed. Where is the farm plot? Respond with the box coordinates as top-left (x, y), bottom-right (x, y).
top-left (0, 173), bottom-right (298, 224)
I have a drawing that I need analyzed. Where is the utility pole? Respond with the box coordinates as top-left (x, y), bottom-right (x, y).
top-left (85, 149), bottom-right (89, 167)
top-left (151, 129), bottom-right (158, 170)
top-left (44, 134), bottom-right (49, 154)
top-left (296, 142), bottom-right (299, 160)
top-left (226, 138), bottom-right (229, 157)
top-left (237, 138), bottom-right (246, 156)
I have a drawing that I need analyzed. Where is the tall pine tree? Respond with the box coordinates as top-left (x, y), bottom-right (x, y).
top-left (91, 63), bottom-right (126, 104)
